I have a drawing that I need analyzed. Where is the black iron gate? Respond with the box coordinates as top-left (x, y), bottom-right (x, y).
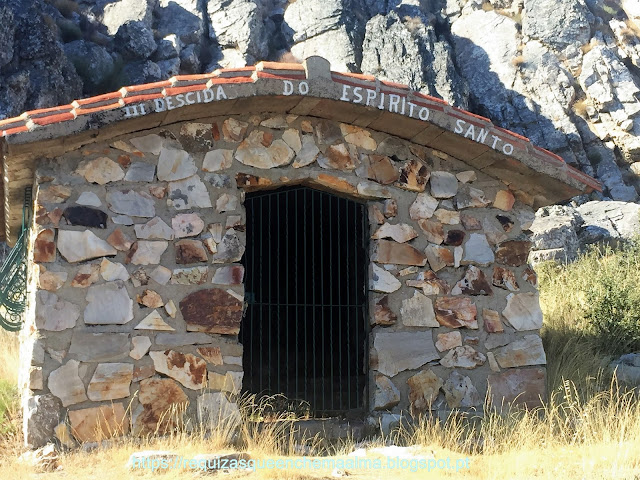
top-left (240, 185), bottom-right (369, 415)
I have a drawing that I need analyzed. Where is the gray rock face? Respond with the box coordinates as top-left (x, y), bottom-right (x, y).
top-left (529, 201), bottom-right (640, 264)
top-left (610, 353), bottom-right (640, 386)
top-left (63, 41), bottom-right (115, 92)
top-left (101, 0), bottom-right (156, 34)
top-left (0, 0), bottom-right (82, 119)
top-left (120, 60), bottom-right (162, 85)
top-left (361, 12), bottom-right (468, 108)
top-left (207, 0), bottom-right (267, 67)
top-left (451, 11), bottom-right (519, 125)
top-left (155, 0), bottom-right (205, 44)
top-left (522, 0), bottom-right (593, 51)
top-left (115, 21), bottom-right (157, 60)
top-left (284, 0), bottom-right (367, 71)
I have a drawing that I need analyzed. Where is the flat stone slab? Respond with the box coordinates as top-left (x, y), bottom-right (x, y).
top-left (494, 334), bottom-right (547, 368)
top-left (84, 281), bottom-right (134, 325)
top-left (374, 331), bottom-right (439, 377)
top-left (68, 403), bottom-right (128, 443)
top-left (124, 162), bottom-right (156, 182)
top-left (369, 263), bottom-right (401, 293)
top-left (48, 360), bottom-right (87, 407)
top-left (488, 367), bottom-right (546, 408)
top-left (57, 230), bottom-right (117, 263)
top-left (180, 288), bottom-right (243, 334)
top-left (167, 175), bottom-right (212, 210)
top-left (157, 146), bottom-right (197, 181)
top-left (87, 363), bottom-right (134, 401)
top-left (401, 291), bottom-right (438, 327)
top-left (107, 190), bottom-right (156, 217)
top-left (149, 350), bottom-right (207, 390)
top-left (502, 293), bottom-right (543, 331)
top-left (68, 332), bottom-right (130, 362)
top-left (373, 240), bottom-right (427, 266)
top-left (134, 378), bottom-right (188, 435)
top-left (35, 291), bottom-right (79, 331)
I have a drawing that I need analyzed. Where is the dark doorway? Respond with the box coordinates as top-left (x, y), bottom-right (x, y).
top-left (240, 185), bottom-right (369, 415)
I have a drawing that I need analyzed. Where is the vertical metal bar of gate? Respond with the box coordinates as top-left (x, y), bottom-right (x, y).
top-left (241, 186), bottom-right (369, 415)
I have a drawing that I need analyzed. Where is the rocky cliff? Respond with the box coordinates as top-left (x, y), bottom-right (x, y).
top-left (2, 0), bottom-right (640, 203)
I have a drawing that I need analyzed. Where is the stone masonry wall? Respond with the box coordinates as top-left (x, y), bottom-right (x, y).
top-left (22, 112), bottom-right (547, 447)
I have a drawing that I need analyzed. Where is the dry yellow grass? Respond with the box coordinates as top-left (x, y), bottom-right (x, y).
top-left (0, 329), bottom-right (19, 386)
top-left (0, 380), bottom-right (638, 479)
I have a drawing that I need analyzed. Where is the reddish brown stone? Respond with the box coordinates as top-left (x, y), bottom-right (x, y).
top-left (373, 240), bottom-right (427, 266)
top-left (368, 155), bottom-right (399, 185)
top-left (495, 241), bottom-right (532, 266)
top-left (209, 122), bottom-right (220, 141)
top-left (383, 199), bottom-right (397, 218)
top-left (107, 228), bottom-right (133, 251)
top-left (117, 154), bottom-right (132, 168)
top-left (48, 208), bottom-right (64, 227)
top-left (197, 347), bottom-right (223, 365)
top-left (488, 367), bottom-right (546, 409)
top-left (395, 160), bottom-right (430, 192)
top-left (175, 240), bottom-right (208, 264)
top-left (494, 190), bottom-right (515, 211)
top-left (71, 263), bottom-right (100, 288)
top-left (460, 213), bottom-right (482, 231)
top-left (434, 297), bottom-right (478, 329)
top-left (222, 118), bottom-right (248, 142)
top-left (444, 230), bottom-right (466, 246)
top-left (483, 308), bottom-right (504, 333)
top-left (522, 267), bottom-right (538, 287)
top-left (136, 290), bottom-right (164, 308)
top-left (180, 288), bottom-right (243, 334)
top-left (212, 265), bottom-right (245, 285)
top-left (149, 185), bottom-right (166, 199)
top-left (261, 131), bottom-right (274, 147)
top-left (132, 364), bottom-right (155, 382)
top-left (149, 350), bottom-right (207, 389)
top-left (124, 242), bottom-right (138, 264)
top-left (407, 370), bottom-right (442, 414)
top-left (134, 378), bottom-right (189, 436)
top-left (324, 144), bottom-right (357, 170)
top-left (315, 174), bottom-right (357, 195)
top-left (424, 244), bottom-right (454, 271)
top-left (235, 173), bottom-right (273, 190)
top-left (34, 229), bottom-right (56, 263)
top-left (373, 296), bottom-right (397, 326)
top-left (418, 219), bottom-right (444, 244)
top-left (406, 270), bottom-right (450, 295)
top-left (69, 404), bottom-right (129, 443)
top-left (35, 206), bottom-right (50, 225)
top-left (452, 266), bottom-right (493, 295)
top-left (492, 266), bottom-right (519, 291)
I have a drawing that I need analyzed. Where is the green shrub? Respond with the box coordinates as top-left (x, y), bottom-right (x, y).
top-left (580, 244), bottom-right (640, 355)
top-left (539, 239), bottom-right (640, 361)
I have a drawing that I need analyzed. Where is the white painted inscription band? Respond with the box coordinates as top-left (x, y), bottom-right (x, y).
top-left (122, 79), bottom-right (514, 156)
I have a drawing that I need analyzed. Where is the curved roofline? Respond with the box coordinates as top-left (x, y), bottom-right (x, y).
top-left (0, 56), bottom-right (600, 243)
